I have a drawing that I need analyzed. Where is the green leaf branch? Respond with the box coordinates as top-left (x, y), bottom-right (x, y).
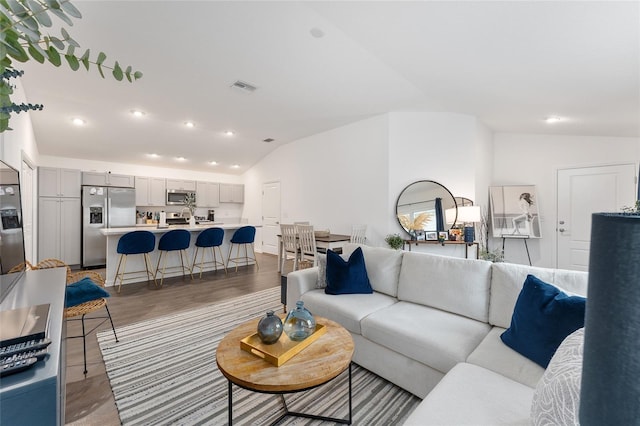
top-left (0, 0), bottom-right (142, 131)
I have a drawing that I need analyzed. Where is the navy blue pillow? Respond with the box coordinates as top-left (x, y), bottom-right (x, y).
top-left (325, 247), bottom-right (373, 295)
top-left (66, 277), bottom-right (110, 308)
top-left (500, 274), bottom-right (586, 368)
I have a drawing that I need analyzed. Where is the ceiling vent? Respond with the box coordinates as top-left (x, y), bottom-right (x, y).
top-left (263, 138), bottom-right (275, 143)
top-left (231, 80), bottom-right (257, 92)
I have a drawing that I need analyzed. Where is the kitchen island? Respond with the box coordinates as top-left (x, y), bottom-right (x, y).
top-left (100, 223), bottom-right (260, 287)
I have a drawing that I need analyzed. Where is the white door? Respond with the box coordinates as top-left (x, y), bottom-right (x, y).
top-left (557, 164), bottom-right (637, 271)
top-left (21, 160), bottom-right (34, 262)
top-left (262, 181), bottom-right (281, 255)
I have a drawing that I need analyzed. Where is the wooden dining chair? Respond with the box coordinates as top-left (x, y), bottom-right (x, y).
top-left (280, 224), bottom-right (299, 272)
top-left (296, 225), bottom-right (317, 269)
top-left (351, 224), bottom-right (367, 244)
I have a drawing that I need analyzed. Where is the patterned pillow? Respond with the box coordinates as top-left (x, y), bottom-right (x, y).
top-left (531, 328), bottom-right (584, 426)
top-left (316, 253), bottom-right (327, 288)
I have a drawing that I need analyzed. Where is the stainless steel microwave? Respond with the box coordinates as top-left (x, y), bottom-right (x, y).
top-left (166, 189), bottom-right (195, 206)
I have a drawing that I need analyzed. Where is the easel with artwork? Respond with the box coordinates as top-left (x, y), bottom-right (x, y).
top-left (490, 185), bottom-right (540, 265)
top-left (502, 235), bottom-right (531, 266)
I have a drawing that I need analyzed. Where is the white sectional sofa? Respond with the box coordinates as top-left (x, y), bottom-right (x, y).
top-left (286, 243), bottom-right (588, 425)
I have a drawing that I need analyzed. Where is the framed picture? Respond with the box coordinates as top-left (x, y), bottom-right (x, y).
top-left (425, 231), bottom-right (438, 241)
top-left (489, 185), bottom-right (541, 238)
top-left (438, 231), bottom-right (448, 241)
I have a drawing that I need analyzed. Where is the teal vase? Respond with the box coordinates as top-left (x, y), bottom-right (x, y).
top-left (257, 311), bottom-right (283, 344)
top-left (283, 301), bottom-right (316, 341)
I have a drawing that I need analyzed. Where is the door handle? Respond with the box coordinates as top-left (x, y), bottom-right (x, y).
top-left (559, 228), bottom-right (566, 232)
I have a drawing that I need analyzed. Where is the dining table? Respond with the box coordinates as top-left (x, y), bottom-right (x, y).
top-left (277, 233), bottom-right (351, 273)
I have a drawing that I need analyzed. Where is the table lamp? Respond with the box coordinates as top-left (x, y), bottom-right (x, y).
top-left (456, 206), bottom-right (481, 244)
top-left (445, 208), bottom-right (457, 225)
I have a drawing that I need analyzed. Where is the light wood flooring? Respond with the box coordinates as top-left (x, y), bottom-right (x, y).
top-left (65, 253), bottom-right (281, 425)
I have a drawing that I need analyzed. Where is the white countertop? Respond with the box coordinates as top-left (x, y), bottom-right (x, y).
top-left (100, 223), bottom-right (259, 236)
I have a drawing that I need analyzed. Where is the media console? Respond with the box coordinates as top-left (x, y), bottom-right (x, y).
top-left (0, 267), bottom-right (67, 426)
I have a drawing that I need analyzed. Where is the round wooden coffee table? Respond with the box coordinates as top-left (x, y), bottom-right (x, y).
top-left (216, 315), bottom-right (354, 425)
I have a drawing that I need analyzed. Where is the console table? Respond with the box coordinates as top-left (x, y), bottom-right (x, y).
top-left (0, 267), bottom-right (67, 426)
top-left (403, 240), bottom-right (479, 259)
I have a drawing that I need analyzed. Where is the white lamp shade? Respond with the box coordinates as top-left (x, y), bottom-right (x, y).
top-left (445, 208), bottom-right (457, 224)
top-left (457, 206), bottom-right (481, 223)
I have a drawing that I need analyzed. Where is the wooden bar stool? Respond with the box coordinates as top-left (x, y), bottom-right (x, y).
top-left (192, 227), bottom-right (227, 278)
top-left (155, 229), bottom-right (193, 286)
top-left (114, 230), bottom-right (156, 292)
top-left (227, 226), bottom-right (258, 272)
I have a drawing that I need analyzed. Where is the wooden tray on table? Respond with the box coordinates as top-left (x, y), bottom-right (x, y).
top-left (240, 323), bottom-right (326, 367)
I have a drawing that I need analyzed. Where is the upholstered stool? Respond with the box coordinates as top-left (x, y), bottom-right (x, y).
top-left (114, 230), bottom-right (156, 292)
top-left (192, 227), bottom-right (227, 277)
top-left (155, 229), bottom-right (193, 286)
top-left (227, 226), bottom-right (259, 272)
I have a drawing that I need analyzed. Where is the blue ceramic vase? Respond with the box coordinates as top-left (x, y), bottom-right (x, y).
top-left (283, 300), bottom-right (316, 341)
top-left (257, 310), bottom-right (283, 344)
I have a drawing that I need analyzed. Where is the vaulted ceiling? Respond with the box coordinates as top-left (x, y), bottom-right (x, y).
top-left (19, 1), bottom-right (640, 174)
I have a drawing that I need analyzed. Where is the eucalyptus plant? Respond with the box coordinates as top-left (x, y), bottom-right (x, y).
top-left (0, 0), bottom-right (142, 132)
top-left (385, 234), bottom-right (405, 250)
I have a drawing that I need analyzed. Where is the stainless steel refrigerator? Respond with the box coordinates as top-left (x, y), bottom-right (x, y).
top-left (82, 186), bottom-right (136, 268)
top-left (0, 184), bottom-right (25, 275)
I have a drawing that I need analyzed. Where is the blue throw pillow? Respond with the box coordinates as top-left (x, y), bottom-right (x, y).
top-left (325, 247), bottom-right (373, 295)
top-left (500, 274), bottom-right (586, 368)
top-left (65, 277), bottom-right (110, 308)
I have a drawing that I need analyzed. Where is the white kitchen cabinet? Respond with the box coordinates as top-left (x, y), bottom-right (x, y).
top-left (196, 181), bottom-right (220, 207)
top-left (135, 177), bottom-right (166, 206)
top-left (39, 167), bottom-right (81, 197)
top-left (38, 197), bottom-right (81, 265)
top-left (82, 171), bottom-right (135, 187)
top-left (219, 183), bottom-right (244, 203)
top-left (166, 179), bottom-right (196, 191)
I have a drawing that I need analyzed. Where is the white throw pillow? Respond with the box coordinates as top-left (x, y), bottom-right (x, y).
top-left (531, 328), bottom-right (584, 426)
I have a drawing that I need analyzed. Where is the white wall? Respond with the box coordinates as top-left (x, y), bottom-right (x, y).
top-left (244, 114), bottom-right (390, 249)
top-left (244, 111), bottom-right (494, 253)
top-left (0, 79), bottom-right (40, 170)
top-left (493, 133), bottom-right (640, 267)
top-left (387, 112), bottom-right (492, 255)
top-left (0, 79), bottom-right (40, 263)
top-left (38, 155), bottom-right (243, 183)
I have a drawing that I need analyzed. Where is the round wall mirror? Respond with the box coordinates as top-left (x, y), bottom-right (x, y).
top-left (395, 180), bottom-right (457, 238)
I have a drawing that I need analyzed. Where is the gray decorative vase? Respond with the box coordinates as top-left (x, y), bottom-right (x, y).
top-left (580, 213), bottom-right (640, 425)
top-left (257, 310), bottom-right (283, 344)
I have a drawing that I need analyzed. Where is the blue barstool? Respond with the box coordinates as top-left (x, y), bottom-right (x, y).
top-left (114, 231), bottom-right (156, 293)
top-left (227, 226), bottom-right (259, 272)
top-left (155, 229), bottom-right (193, 286)
top-left (192, 227), bottom-right (227, 277)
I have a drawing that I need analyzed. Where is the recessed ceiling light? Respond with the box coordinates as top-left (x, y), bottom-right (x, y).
top-left (544, 116), bottom-right (563, 124)
top-left (184, 121), bottom-right (195, 128)
top-left (231, 164), bottom-right (240, 169)
top-left (131, 110), bottom-right (145, 118)
top-left (72, 117), bottom-right (86, 126)
top-left (225, 130), bottom-right (235, 136)
top-left (209, 161), bottom-right (218, 166)
top-left (176, 156), bottom-right (187, 161)
top-left (148, 153), bottom-right (160, 158)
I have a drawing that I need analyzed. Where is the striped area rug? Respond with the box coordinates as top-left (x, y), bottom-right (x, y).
top-left (97, 287), bottom-right (420, 425)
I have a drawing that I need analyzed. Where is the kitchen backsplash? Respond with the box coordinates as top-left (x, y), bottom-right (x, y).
top-left (137, 205), bottom-right (244, 223)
